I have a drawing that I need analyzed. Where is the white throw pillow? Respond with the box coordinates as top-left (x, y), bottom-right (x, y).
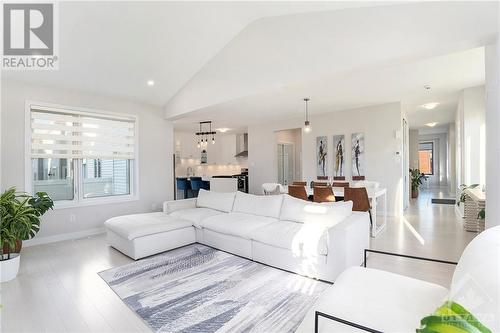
top-left (279, 194), bottom-right (353, 227)
top-left (232, 191), bottom-right (284, 219)
top-left (196, 189), bottom-right (236, 213)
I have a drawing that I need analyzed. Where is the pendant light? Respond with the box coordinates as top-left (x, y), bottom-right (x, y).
top-left (303, 98), bottom-right (311, 133)
top-left (195, 121), bottom-right (217, 147)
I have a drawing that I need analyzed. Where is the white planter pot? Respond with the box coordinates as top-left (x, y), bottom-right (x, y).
top-left (1, 253), bottom-right (20, 282)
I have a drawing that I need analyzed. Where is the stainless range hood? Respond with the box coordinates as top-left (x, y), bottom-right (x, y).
top-left (235, 133), bottom-right (248, 157)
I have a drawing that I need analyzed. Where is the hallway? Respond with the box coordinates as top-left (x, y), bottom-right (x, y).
top-left (367, 187), bottom-right (478, 287)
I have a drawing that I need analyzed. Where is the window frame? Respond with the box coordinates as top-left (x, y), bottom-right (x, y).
top-left (25, 100), bottom-right (140, 209)
top-left (418, 141), bottom-right (434, 175)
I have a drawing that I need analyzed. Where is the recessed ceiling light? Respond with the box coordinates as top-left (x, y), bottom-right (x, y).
top-left (425, 122), bottom-right (438, 127)
top-left (216, 128), bottom-right (230, 133)
top-left (147, 80), bottom-right (155, 86)
top-left (422, 102), bottom-right (439, 110)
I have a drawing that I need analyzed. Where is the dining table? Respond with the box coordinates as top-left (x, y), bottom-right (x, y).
top-left (284, 185), bottom-right (387, 238)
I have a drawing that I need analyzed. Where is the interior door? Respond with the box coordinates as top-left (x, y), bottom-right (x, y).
top-left (277, 144), bottom-right (284, 185)
top-left (277, 143), bottom-right (295, 186)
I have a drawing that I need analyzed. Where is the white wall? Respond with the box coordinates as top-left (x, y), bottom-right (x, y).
top-left (249, 102), bottom-right (403, 216)
top-left (1, 80), bottom-right (174, 243)
top-left (455, 86), bottom-right (486, 191)
top-left (485, 43), bottom-right (500, 228)
top-left (455, 94), bottom-right (463, 194)
top-left (408, 129), bottom-right (419, 200)
top-left (448, 123), bottom-right (456, 194)
top-left (409, 129), bottom-right (419, 169)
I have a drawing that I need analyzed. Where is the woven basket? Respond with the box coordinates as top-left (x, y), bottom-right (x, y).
top-left (464, 194), bottom-right (485, 232)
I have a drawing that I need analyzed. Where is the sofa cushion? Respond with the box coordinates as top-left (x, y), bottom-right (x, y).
top-left (296, 266), bottom-right (449, 333)
top-left (279, 194), bottom-right (352, 227)
top-left (251, 220), bottom-right (328, 256)
top-left (105, 212), bottom-right (193, 240)
top-left (196, 189), bottom-right (235, 212)
top-left (169, 207), bottom-right (223, 228)
top-left (200, 212), bottom-right (277, 239)
top-left (232, 191), bottom-right (284, 219)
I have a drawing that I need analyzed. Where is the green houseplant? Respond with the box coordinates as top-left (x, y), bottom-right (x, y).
top-left (0, 187), bottom-right (53, 282)
top-left (458, 184), bottom-right (479, 206)
top-left (478, 208), bottom-right (485, 220)
top-left (410, 169), bottom-right (428, 198)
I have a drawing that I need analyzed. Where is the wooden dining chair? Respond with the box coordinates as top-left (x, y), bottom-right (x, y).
top-left (313, 186), bottom-right (336, 203)
top-left (288, 185), bottom-right (308, 201)
top-left (344, 187), bottom-right (372, 225)
top-left (332, 182), bottom-right (349, 188)
top-left (292, 181), bottom-right (307, 186)
top-left (311, 181), bottom-right (327, 187)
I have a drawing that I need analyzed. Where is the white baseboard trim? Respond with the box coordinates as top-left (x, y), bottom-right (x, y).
top-left (23, 227), bottom-right (106, 247)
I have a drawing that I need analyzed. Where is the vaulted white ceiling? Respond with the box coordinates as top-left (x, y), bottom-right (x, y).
top-left (172, 47), bottom-right (485, 131)
top-left (2, 1), bottom-right (390, 106)
top-left (3, 1), bottom-right (497, 129)
top-left (166, 1), bottom-right (496, 124)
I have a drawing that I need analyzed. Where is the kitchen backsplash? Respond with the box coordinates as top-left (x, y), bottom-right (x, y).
top-left (175, 161), bottom-right (247, 178)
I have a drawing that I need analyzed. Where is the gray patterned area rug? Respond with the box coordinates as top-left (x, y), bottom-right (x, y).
top-left (99, 244), bottom-right (329, 333)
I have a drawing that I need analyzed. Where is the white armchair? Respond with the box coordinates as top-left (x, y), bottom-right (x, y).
top-left (297, 225), bottom-right (500, 332)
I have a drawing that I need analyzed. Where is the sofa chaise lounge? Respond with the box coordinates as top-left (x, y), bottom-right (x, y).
top-left (105, 189), bottom-right (370, 282)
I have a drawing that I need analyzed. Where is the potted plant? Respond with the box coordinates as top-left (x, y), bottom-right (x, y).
top-left (456, 184), bottom-right (479, 218)
top-left (409, 169), bottom-right (428, 198)
top-left (478, 208), bottom-right (485, 220)
top-left (0, 187), bottom-right (53, 282)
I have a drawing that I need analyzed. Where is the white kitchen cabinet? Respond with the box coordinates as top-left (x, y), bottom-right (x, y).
top-left (176, 132), bottom-right (198, 159)
top-left (219, 134), bottom-right (237, 165)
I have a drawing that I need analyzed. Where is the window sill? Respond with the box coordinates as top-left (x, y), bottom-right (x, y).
top-left (53, 194), bottom-right (139, 210)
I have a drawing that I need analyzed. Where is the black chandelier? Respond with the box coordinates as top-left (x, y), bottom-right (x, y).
top-left (196, 121), bottom-right (216, 148)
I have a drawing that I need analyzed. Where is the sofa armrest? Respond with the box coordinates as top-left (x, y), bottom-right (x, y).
top-left (163, 198), bottom-right (197, 214)
top-left (325, 211), bottom-right (370, 280)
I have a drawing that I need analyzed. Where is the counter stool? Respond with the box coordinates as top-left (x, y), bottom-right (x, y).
top-left (176, 177), bottom-right (191, 199)
top-left (190, 177), bottom-right (203, 197)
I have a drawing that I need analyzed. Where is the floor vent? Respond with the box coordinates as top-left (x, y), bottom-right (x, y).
top-left (431, 198), bottom-right (456, 205)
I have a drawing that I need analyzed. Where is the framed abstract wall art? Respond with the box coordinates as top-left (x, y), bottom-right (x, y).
top-left (333, 135), bottom-right (345, 178)
top-left (351, 132), bottom-right (365, 180)
top-left (316, 136), bottom-right (328, 179)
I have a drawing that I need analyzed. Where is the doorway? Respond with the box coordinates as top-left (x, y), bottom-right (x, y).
top-left (277, 143), bottom-right (295, 186)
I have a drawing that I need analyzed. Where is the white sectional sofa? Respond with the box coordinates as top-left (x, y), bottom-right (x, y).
top-left (105, 212), bottom-right (196, 260)
top-left (105, 189), bottom-right (370, 282)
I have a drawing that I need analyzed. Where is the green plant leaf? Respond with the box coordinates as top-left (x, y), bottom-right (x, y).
top-left (0, 186), bottom-right (54, 258)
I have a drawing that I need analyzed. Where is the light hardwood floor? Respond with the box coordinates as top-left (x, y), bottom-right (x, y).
top-left (1, 187), bottom-right (477, 332)
top-left (369, 187), bottom-right (477, 287)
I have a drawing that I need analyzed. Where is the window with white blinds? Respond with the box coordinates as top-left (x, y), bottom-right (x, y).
top-left (27, 104), bottom-right (137, 206)
top-left (30, 107), bottom-right (136, 160)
